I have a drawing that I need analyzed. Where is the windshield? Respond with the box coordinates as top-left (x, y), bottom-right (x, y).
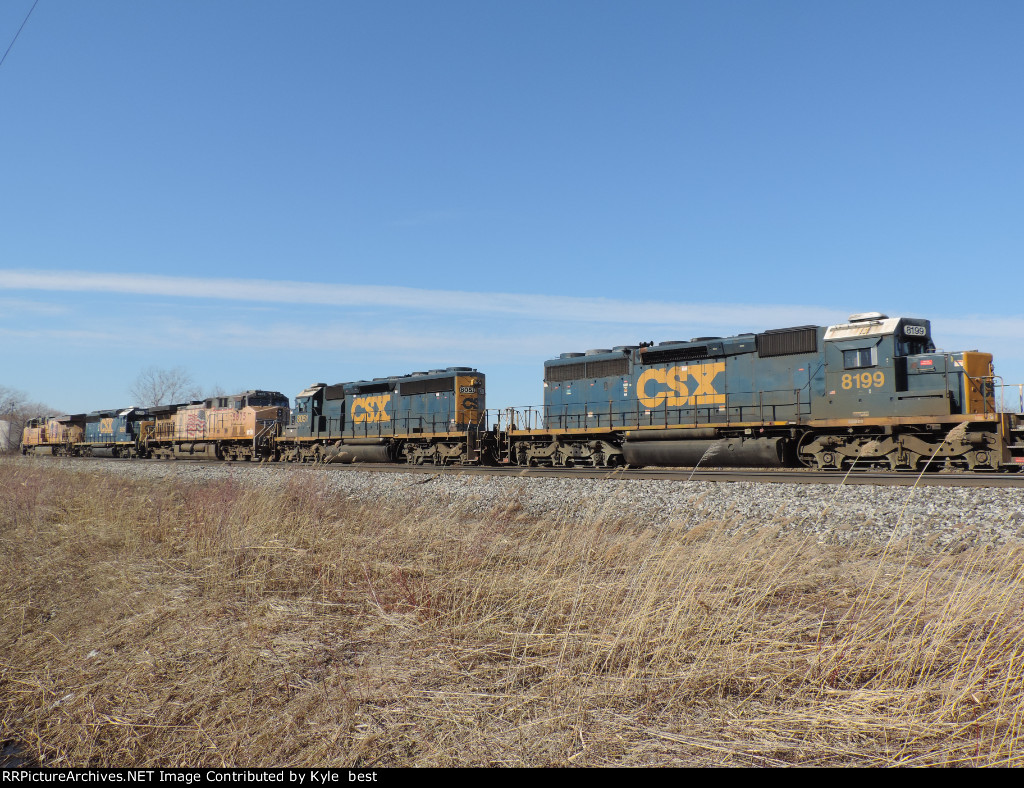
top-left (896, 338), bottom-right (935, 357)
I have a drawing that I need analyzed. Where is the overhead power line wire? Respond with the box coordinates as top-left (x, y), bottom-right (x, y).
top-left (0, 0), bottom-right (40, 71)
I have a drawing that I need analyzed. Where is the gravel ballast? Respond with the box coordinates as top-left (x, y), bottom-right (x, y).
top-left (21, 457), bottom-right (1024, 550)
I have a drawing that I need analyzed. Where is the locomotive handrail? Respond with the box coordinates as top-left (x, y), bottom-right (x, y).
top-left (997, 381), bottom-right (1024, 414)
top-left (527, 374), bottom-right (1022, 431)
top-left (339, 406), bottom-right (489, 439)
top-left (253, 419), bottom-right (277, 447)
top-left (535, 385), bottom-right (810, 432)
top-left (486, 407), bottom-right (544, 432)
top-left (959, 368), bottom-right (997, 415)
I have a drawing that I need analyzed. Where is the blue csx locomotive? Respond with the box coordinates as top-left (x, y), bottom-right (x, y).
top-left (20, 312), bottom-right (1024, 471)
top-left (517, 312), bottom-right (1022, 471)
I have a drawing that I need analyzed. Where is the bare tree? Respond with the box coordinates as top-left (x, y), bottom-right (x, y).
top-left (130, 367), bottom-right (204, 408)
top-left (0, 385), bottom-right (22, 417)
top-left (0, 385), bottom-right (53, 452)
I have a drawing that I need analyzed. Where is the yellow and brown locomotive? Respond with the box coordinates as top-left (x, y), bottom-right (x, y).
top-left (145, 390), bottom-right (290, 461)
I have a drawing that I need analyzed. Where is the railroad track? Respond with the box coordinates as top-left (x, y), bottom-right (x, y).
top-left (56, 456), bottom-right (1024, 488)
top-left (312, 462), bottom-right (1024, 488)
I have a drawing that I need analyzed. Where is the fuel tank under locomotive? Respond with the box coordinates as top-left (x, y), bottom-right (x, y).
top-left (322, 439), bottom-right (393, 464)
top-left (171, 443), bottom-right (221, 460)
top-left (621, 432), bottom-right (791, 467)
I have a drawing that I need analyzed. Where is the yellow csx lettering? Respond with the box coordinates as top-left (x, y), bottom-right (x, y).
top-left (99, 418), bottom-right (115, 434)
top-left (351, 394), bottom-right (392, 423)
top-left (637, 362), bottom-right (726, 408)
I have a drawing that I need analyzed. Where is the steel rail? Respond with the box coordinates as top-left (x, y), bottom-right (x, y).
top-left (29, 456), bottom-right (1023, 488)
top-left (299, 462), bottom-right (1024, 488)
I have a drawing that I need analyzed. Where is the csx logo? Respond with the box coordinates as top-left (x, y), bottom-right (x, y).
top-left (351, 394), bottom-right (391, 423)
top-left (99, 418), bottom-right (115, 434)
top-left (637, 362), bottom-right (726, 408)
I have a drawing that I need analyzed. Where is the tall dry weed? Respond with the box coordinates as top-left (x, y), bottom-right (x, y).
top-left (1, 457), bottom-right (1022, 766)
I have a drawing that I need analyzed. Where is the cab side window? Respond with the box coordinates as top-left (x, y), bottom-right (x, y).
top-left (843, 348), bottom-right (874, 369)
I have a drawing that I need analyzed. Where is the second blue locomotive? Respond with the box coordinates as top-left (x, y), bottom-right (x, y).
top-left (278, 367), bottom-right (486, 465)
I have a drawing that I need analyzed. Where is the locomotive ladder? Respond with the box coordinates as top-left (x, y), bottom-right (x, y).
top-left (1008, 413), bottom-right (1024, 465)
top-left (254, 421), bottom-right (277, 454)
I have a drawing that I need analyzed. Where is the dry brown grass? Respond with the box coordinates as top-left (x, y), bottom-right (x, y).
top-left (1, 457), bottom-right (1023, 766)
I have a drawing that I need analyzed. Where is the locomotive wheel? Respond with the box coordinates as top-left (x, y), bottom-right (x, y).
top-left (795, 431), bottom-right (819, 468)
top-left (795, 432), bottom-right (815, 468)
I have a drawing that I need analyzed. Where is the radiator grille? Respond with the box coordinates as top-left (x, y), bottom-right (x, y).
top-left (546, 363), bottom-right (587, 382)
top-left (545, 357), bottom-right (629, 382)
top-left (586, 358), bottom-right (630, 378)
top-left (400, 377), bottom-right (454, 396)
top-left (350, 381), bottom-right (393, 395)
top-left (639, 346), bottom-right (710, 365)
top-left (756, 326), bottom-right (818, 358)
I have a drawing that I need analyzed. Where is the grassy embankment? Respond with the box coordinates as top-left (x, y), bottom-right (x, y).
top-left (1, 457), bottom-right (1022, 766)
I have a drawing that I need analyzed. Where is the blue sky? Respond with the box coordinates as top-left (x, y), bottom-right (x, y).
top-left (1, 1), bottom-right (1022, 413)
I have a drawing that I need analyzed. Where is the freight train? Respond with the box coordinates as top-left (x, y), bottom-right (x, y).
top-left (18, 313), bottom-right (1024, 472)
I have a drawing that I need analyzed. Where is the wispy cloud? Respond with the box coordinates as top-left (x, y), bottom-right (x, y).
top-left (0, 297), bottom-right (68, 316)
top-left (4, 270), bottom-right (1023, 410)
top-left (210, 320), bottom-right (633, 357)
top-left (13, 312), bottom-right (640, 360)
top-left (3, 270), bottom-right (1022, 370)
top-left (0, 327), bottom-right (125, 343)
top-left (0, 268), bottom-right (845, 330)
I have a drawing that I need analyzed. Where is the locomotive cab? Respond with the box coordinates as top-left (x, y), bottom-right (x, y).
top-left (239, 391), bottom-right (291, 410)
top-left (819, 314), bottom-right (995, 420)
top-left (289, 383), bottom-right (328, 438)
top-left (21, 416), bottom-right (51, 453)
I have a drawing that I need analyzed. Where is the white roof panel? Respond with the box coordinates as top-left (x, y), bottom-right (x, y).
top-left (824, 317), bottom-right (902, 341)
